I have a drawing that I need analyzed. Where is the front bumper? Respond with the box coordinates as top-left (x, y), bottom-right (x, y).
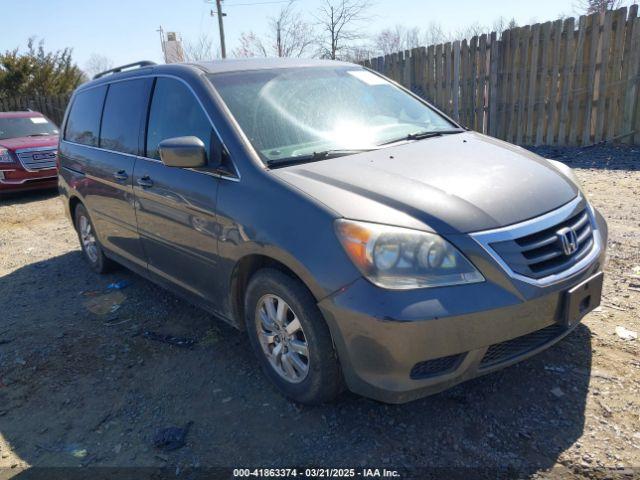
top-left (0, 167), bottom-right (57, 193)
top-left (318, 206), bottom-right (608, 404)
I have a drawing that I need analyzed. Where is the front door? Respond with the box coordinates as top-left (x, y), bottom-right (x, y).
top-left (133, 77), bottom-right (221, 306)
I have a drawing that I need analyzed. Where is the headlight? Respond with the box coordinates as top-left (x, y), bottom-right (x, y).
top-left (335, 219), bottom-right (484, 289)
top-left (0, 148), bottom-right (14, 163)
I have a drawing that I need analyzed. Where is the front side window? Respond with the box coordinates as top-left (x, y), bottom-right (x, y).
top-left (146, 78), bottom-right (212, 160)
top-left (0, 116), bottom-right (58, 140)
top-left (208, 67), bottom-right (456, 166)
top-left (65, 86), bottom-right (107, 147)
top-left (100, 79), bottom-right (149, 155)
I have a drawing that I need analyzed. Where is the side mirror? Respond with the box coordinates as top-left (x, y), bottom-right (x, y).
top-left (158, 136), bottom-right (207, 168)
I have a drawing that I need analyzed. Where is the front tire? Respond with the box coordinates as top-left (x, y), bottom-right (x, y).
top-left (245, 269), bottom-right (343, 404)
top-left (74, 203), bottom-right (113, 274)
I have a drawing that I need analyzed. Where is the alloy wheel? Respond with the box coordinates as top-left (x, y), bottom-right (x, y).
top-left (255, 294), bottom-right (310, 383)
top-left (79, 215), bottom-right (98, 263)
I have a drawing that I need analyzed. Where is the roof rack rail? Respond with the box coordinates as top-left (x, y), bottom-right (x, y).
top-left (93, 61), bottom-right (157, 80)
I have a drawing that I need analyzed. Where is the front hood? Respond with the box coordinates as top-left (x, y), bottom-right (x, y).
top-left (0, 135), bottom-right (59, 151)
top-left (272, 132), bottom-right (578, 234)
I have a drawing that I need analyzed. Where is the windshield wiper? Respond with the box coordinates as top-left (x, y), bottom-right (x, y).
top-left (27, 133), bottom-right (52, 137)
top-left (378, 129), bottom-right (464, 146)
top-left (266, 148), bottom-right (375, 168)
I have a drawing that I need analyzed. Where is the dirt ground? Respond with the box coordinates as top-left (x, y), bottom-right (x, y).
top-left (0, 145), bottom-right (639, 479)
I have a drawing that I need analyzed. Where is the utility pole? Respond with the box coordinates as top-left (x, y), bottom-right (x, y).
top-left (156, 25), bottom-right (167, 63)
top-left (215, 0), bottom-right (227, 59)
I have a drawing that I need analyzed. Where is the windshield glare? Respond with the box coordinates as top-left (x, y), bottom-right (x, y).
top-left (0, 116), bottom-right (59, 140)
top-left (208, 67), bottom-right (455, 164)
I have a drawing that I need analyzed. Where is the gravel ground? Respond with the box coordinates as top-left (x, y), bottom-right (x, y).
top-left (0, 144), bottom-right (639, 479)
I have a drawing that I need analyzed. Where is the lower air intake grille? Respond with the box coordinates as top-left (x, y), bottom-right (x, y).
top-left (410, 353), bottom-right (464, 379)
top-left (480, 324), bottom-right (567, 369)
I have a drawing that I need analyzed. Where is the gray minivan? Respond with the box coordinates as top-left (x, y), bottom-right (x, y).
top-left (58, 59), bottom-right (607, 404)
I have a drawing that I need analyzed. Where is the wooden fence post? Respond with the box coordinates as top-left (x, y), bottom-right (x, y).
top-left (558, 17), bottom-right (576, 146)
top-left (569, 16), bottom-right (588, 145)
top-left (477, 34), bottom-right (487, 133)
top-left (444, 42), bottom-right (452, 115)
top-left (535, 22), bottom-right (552, 145)
top-left (606, 8), bottom-right (627, 140)
top-left (546, 19), bottom-right (564, 145)
top-left (516, 26), bottom-right (531, 145)
top-left (435, 43), bottom-right (443, 110)
top-left (526, 23), bottom-right (541, 145)
top-left (507, 27), bottom-right (522, 143)
top-left (593, 11), bottom-right (613, 143)
top-left (488, 32), bottom-right (499, 137)
top-left (622, 5), bottom-right (640, 143)
top-left (452, 41), bottom-right (461, 122)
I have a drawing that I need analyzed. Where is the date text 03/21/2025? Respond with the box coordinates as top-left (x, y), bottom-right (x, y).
top-left (232, 468), bottom-right (401, 478)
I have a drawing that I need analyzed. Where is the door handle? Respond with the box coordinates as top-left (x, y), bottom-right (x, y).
top-left (137, 175), bottom-right (153, 188)
top-left (113, 170), bottom-right (128, 181)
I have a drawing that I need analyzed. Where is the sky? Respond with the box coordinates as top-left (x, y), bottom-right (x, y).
top-left (1, 0), bottom-right (637, 71)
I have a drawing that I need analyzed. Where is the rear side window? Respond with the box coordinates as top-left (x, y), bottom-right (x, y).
top-left (146, 78), bottom-right (212, 160)
top-left (100, 79), bottom-right (149, 155)
top-left (65, 86), bottom-right (106, 146)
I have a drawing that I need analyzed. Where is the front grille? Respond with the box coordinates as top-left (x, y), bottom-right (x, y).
top-left (479, 324), bottom-right (567, 369)
top-left (16, 148), bottom-right (57, 171)
top-left (490, 205), bottom-right (594, 279)
top-left (410, 353), bottom-right (464, 379)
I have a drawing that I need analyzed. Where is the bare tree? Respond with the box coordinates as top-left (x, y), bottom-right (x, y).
top-left (373, 25), bottom-right (423, 56)
top-left (574, 0), bottom-right (623, 14)
top-left (270, 1), bottom-right (317, 57)
top-left (373, 27), bottom-right (402, 55)
top-left (454, 21), bottom-right (489, 41)
top-left (371, 16), bottom-right (516, 58)
top-left (492, 16), bottom-right (518, 36)
top-left (184, 34), bottom-right (217, 61)
top-left (404, 26), bottom-right (422, 50)
top-left (233, 1), bottom-right (315, 58)
top-left (84, 53), bottom-right (113, 78)
top-left (423, 21), bottom-right (448, 45)
top-left (343, 44), bottom-right (376, 62)
top-left (233, 32), bottom-right (268, 58)
top-left (368, 14), bottom-right (521, 59)
top-left (314, 0), bottom-right (372, 60)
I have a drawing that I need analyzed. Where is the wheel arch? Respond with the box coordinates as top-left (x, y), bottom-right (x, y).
top-left (68, 195), bottom-right (83, 224)
top-left (229, 253), bottom-right (324, 330)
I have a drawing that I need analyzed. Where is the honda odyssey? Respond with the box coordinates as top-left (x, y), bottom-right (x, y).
top-left (58, 59), bottom-right (607, 404)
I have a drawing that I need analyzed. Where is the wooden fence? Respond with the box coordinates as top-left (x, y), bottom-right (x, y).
top-left (362, 6), bottom-right (640, 146)
top-left (0, 94), bottom-right (70, 126)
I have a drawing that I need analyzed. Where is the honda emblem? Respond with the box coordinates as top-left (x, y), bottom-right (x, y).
top-left (557, 226), bottom-right (578, 256)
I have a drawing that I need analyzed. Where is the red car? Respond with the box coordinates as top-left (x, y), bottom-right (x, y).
top-left (0, 111), bottom-right (59, 194)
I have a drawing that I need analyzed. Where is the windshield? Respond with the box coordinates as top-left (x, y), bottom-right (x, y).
top-left (208, 67), bottom-right (457, 165)
top-left (0, 116), bottom-right (59, 140)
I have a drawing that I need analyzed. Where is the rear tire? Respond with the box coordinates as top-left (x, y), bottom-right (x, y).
top-left (245, 268), bottom-right (343, 404)
top-left (74, 203), bottom-right (114, 274)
